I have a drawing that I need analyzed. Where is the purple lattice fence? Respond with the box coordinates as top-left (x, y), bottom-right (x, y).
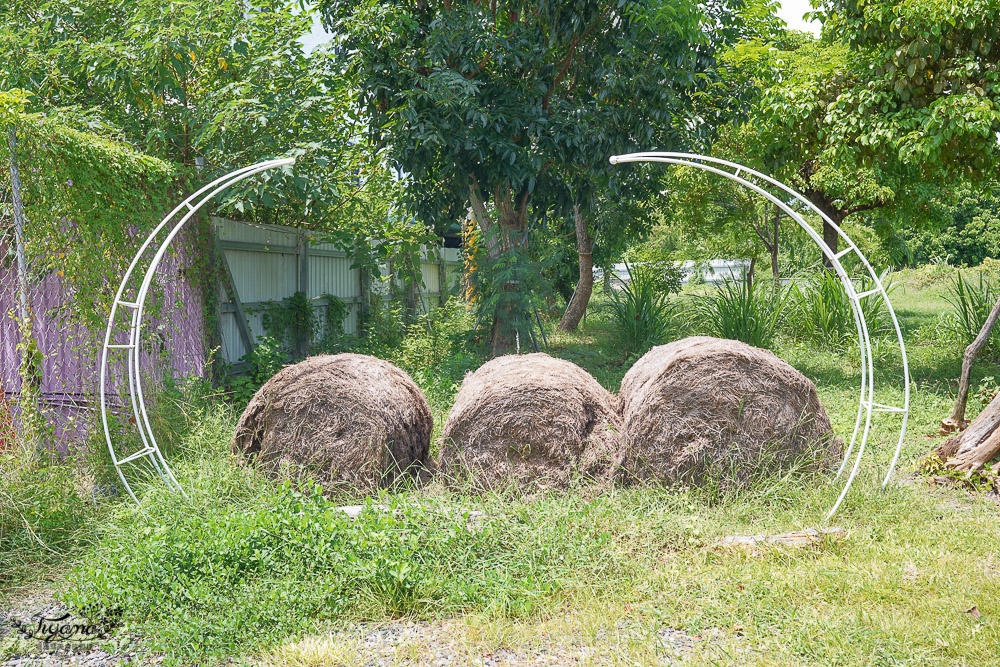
top-left (1, 235), bottom-right (206, 455)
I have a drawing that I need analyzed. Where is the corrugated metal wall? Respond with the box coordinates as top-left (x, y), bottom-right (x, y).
top-left (213, 218), bottom-right (462, 364)
top-left (1, 230), bottom-right (205, 453)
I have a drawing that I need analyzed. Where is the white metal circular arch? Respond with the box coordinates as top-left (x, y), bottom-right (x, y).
top-left (99, 158), bottom-right (295, 505)
top-left (610, 152), bottom-right (910, 518)
top-left (102, 153), bottom-right (908, 518)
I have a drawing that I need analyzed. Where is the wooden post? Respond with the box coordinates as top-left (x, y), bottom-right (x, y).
top-left (212, 234), bottom-right (255, 359)
top-left (359, 265), bottom-right (371, 335)
top-left (7, 126), bottom-right (29, 329)
top-left (297, 232), bottom-right (309, 295)
top-left (438, 250), bottom-right (448, 308)
top-left (296, 233), bottom-right (310, 356)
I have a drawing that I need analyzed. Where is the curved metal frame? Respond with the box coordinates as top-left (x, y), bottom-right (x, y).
top-left (99, 158), bottom-right (295, 504)
top-left (609, 152), bottom-right (909, 518)
top-left (102, 152), bottom-right (908, 518)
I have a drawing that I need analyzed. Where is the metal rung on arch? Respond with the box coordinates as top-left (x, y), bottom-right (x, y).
top-left (100, 158), bottom-right (295, 506)
top-left (116, 447), bottom-right (156, 465)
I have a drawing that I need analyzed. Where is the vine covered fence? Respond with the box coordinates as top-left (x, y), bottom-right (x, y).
top-left (213, 217), bottom-right (463, 368)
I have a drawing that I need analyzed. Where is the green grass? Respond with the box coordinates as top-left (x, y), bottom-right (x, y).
top-left (2, 266), bottom-right (999, 665)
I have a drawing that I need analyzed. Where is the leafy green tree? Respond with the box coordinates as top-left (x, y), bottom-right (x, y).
top-left (1, 0), bottom-right (314, 163)
top-left (739, 37), bottom-right (945, 256)
top-left (319, 0), bottom-right (749, 352)
top-left (817, 0), bottom-right (1000, 175)
top-left (811, 0), bottom-right (1000, 467)
top-left (652, 121), bottom-right (787, 284)
top-left (0, 0), bottom-right (389, 230)
top-left (900, 183), bottom-right (1000, 267)
top-left (2, 1), bottom-right (436, 393)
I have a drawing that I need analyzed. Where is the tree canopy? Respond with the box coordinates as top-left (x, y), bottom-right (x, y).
top-left (817, 0), bottom-right (1000, 176)
top-left (319, 0), bottom-right (759, 350)
top-left (0, 0), bottom-right (396, 231)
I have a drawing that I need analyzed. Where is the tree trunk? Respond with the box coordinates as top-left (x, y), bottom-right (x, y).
top-left (936, 390), bottom-right (1000, 474)
top-left (806, 192), bottom-right (843, 269)
top-left (770, 205), bottom-right (780, 282)
top-left (557, 205), bottom-right (593, 332)
top-left (468, 180), bottom-right (501, 262)
top-left (748, 202), bottom-right (780, 283)
top-left (941, 292), bottom-right (1000, 434)
top-left (468, 177), bottom-right (522, 355)
top-left (822, 216), bottom-right (840, 267)
top-left (745, 255), bottom-right (756, 291)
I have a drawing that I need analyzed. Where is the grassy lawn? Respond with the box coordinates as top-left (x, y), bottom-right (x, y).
top-left (2, 269), bottom-right (999, 665)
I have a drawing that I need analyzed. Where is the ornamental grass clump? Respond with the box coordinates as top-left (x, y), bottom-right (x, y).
top-left (690, 278), bottom-right (785, 350)
top-left (604, 263), bottom-right (676, 356)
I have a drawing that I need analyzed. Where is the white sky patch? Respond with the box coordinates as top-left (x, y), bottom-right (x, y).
top-left (776, 0), bottom-right (821, 34)
top-left (297, 3), bottom-right (822, 54)
top-left (299, 7), bottom-right (332, 54)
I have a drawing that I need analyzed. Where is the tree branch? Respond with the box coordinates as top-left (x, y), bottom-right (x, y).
top-left (843, 200), bottom-right (887, 216)
top-left (468, 174), bottom-right (500, 260)
top-left (541, 17), bottom-right (603, 110)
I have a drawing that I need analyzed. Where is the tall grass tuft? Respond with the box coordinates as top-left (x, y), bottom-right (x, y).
top-left (945, 270), bottom-right (1000, 356)
top-left (604, 263), bottom-right (675, 356)
top-left (791, 269), bottom-right (854, 346)
top-left (790, 269), bottom-right (895, 348)
top-left (690, 278), bottom-right (784, 349)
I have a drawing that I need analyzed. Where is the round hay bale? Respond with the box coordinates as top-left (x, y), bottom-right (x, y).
top-left (439, 353), bottom-right (624, 491)
top-left (619, 336), bottom-right (842, 487)
top-left (232, 353), bottom-right (432, 495)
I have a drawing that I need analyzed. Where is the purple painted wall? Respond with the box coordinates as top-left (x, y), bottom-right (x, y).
top-left (1, 235), bottom-right (206, 454)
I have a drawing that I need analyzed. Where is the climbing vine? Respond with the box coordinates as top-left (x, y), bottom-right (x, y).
top-left (224, 292), bottom-right (350, 404)
top-left (0, 91), bottom-right (213, 454)
top-left (252, 291), bottom-right (351, 359)
top-left (1, 95), bottom-right (178, 330)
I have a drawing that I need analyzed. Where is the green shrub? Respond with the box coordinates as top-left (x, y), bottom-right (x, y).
top-left (604, 263), bottom-right (676, 356)
top-left (396, 297), bottom-right (483, 410)
top-left (60, 480), bottom-right (617, 663)
top-left (944, 270), bottom-right (1000, 356)
top-left (224, 336), bottom-right (285, 406)
top-left (690, 278), bottom-right (784, 349)
top-left (260, 291), bottom-right (314, 357)
top-left (789, 269), bottom-right (895, 348)
top-left (636, 259), bottom-right (685, 296)
top-left (361, 296), bottom-right (407, 351)
top-left (314, 293), bottom-right (350, 353)
top-left (397, 297), bottom-right (477, 372)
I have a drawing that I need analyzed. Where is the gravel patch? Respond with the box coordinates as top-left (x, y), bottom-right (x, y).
top-left (287, 619), bottom-right (748, 666)
top-left (1, 595), bottom-right (144, 667)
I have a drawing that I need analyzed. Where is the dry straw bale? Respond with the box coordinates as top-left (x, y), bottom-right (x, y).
top-left (439, 353), bottom-right (624, 490)
top-left (232, 353), bottom-right (432, 496)
top-left (619, 336), bottom-right (842, 487)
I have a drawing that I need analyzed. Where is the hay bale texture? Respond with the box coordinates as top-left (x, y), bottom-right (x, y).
top-left (439, 353), bottom-right (624, 490)
top-left (619, 336), bottom-right (841, 487)
top-left (232, 353), bottom-right (432, 495)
